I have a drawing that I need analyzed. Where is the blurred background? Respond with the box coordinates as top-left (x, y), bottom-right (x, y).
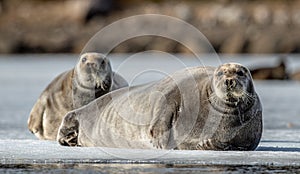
top-left (0, 0), bottom-right (300, 54)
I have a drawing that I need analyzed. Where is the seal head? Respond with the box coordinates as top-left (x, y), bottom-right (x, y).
top-left (75, 53), bottom-right (112, 91)
top-left (195, 63), bottom-right (262, 151)
top-left (212, 63), bottom-right (254, 105)
top-left (72, 52), bottom-right (113, 108)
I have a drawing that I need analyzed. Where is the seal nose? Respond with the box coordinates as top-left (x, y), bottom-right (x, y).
top-left (86, 62), bottom-right (98, 69)
top-left (225, 79), bottom-right (236, 88)
top-left (87, 62), bottom-right (95, 66)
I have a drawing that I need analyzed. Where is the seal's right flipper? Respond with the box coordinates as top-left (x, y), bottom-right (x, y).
top-left (57, 112), bottom-right (79, 147)
top-left (149, 111), bottom-right (178, 149)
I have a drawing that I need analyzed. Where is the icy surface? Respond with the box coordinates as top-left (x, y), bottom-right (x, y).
top-left (1, 129), bottom-right (300, 166)
top-left (1, 54), bottom-right (300, 168)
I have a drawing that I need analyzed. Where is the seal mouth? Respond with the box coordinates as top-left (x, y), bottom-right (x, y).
top-left (224, 87), bottom-right (248, 102)
top-left (225, 92), bottom-right (239, 102)
top-left (85, 67), bottom-right (107, 88)
top-left (92, 72), bottom-right (102, 88)
top-left (222, 79), bottom-right (245, 100)
top-left (92, 71), bottom-right (111, 90)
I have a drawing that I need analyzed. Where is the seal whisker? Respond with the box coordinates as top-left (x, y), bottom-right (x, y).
top-left (240, 90), bottom-right (255, 105)
top-left (208, 92), bottom-right (221, 107)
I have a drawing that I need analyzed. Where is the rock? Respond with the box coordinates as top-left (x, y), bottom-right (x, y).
top-left (217, 5), bottom-right (245, 26)
top-left (174, 3), bottom-right (192, 21)
top-left (273, 8), bottom-right (290, 26)
top-left (220, 29), bottom-right (245, 53)
top-left (146, 37), bottom-right (177, 53)
top-left (0, 0), bottom-right (300, 54)
top-left (85, 0), bottom-right (114, 23)
top-left (252, 5), bottom-right (272, 26)
top-left (247, 29), bottom-right (277, 53)
top-left (292, 10), bottom-right (300, 26)
top-left (194, 3), bottom-right (221, 28)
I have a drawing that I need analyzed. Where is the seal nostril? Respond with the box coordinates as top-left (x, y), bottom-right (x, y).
top-left (225, 79), bottom-right (236, 88)
top-left (225, 79), bottom-right (229, 86)
top-left (229, 79), bottom-right (233, 86)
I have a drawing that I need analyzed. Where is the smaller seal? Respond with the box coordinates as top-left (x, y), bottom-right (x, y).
top-left (291, 71), bottom-right (300, 80)
top-left (250, 57), bottom-right (288, 80)
top-left (57, 63), bottom-right (262, 151)
top-left (28, 52), bottom-right (128, 140)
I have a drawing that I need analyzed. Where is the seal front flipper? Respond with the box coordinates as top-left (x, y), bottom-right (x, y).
top-left (57, 112), bottom-right (79, 147)
top-left (149, 111), bottom-right (178, 149)
top-left (196, 138), bottom-right (252, 151)
top-left (196, 139), bottom-right (233, 151)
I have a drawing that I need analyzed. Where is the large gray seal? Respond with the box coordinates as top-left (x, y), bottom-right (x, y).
top-left (57, 63), bottom-right (262, 151)
top-left (28, 52), bottom-right (128, 140)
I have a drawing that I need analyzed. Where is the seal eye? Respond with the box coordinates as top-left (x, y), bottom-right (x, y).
top-left (217, 71), bottom-right (223, 77)
top-left (237, 70), bottom-right (244, 76)
top-left (81, 57), bottom-right (87, 63)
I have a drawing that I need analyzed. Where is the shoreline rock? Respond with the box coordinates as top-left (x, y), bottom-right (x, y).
top-left (0, 0), bottom-right (299, 54)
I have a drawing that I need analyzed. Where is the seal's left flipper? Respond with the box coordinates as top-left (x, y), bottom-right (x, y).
top-left (57, 113), bottom-right (79, 147)
top-left (58, 129), bottom-right (78, 146)
top-left (196, 139), bottom-right (249, 151)
top-left (196, 139), bottom-right (230, 150)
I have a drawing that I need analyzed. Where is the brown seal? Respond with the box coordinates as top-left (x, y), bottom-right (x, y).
top-left (250, 57), bottom-right (289, 80)
top-left (28, 52), bottom-right (128, 140)
top-left (57, 63), bottom-right (262, 151)
top-left (291, 71), bottom-right (300, 81)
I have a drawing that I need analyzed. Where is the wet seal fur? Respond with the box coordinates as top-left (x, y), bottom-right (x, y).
top-left (57, 63), bottom-right (262, 151)
top-left (28, 52), bottom-right (128, 140)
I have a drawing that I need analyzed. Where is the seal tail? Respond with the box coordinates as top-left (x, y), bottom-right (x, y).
top-left (27, 99), bottom-right (45, 139)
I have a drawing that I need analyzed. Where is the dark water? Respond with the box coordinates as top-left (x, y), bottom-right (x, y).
top-left (1, 164), bottom-right (300, 174)
top-left (0, 164), bottom-right (300, 173)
